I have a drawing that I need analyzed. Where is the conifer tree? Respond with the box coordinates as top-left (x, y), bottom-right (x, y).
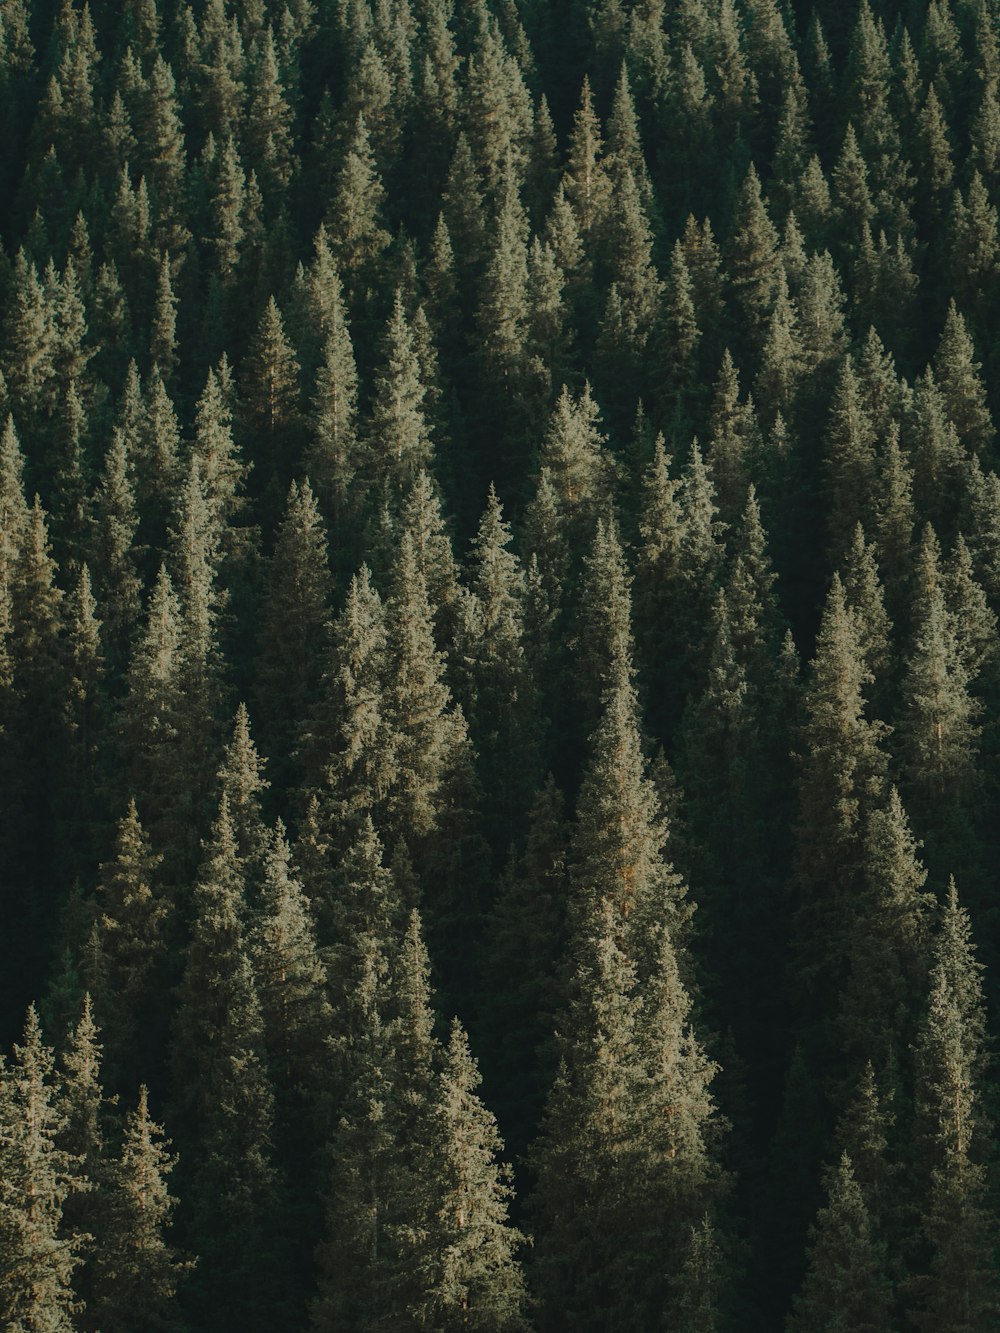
top-left (326, 114), bottom-right (391, 286)
top-left (306, 287), bottom-right (359, 533)
top-left (532, 892), bottom-right (725, 1330)
top-left (573, 652), bottom-right (690, 984)
top-left (58, 995), bottom-right (113, 1328)
top-left (255, 479), bottom-right (332, 781)
top-left (897, 563), bottom-right (981, 882)
top-left (0, 1008), bottom-right (85, 1330)
top-left (793, 574), bottom-right (888, 1009)
top-left (787, 1153), bottom-right (891, 1333)
top-left (250, 820), bottom-right (331, 1094)
top-left (459, 485), bottom-right (538, 851)
top-left (240, 295), bottom-right (302, 491)
top-left (86, 798), bottom-right (167, 1091)
top-left (838, 787), bottom-right (933, 1082)
top-left (92, 426), bottom-right (142, 673)
top-left (172, 795), bottom-right (282, 1333)
top-left (367, 292), bottom-right (434, 501)
top-left (414, 1019), bottom-right (528, 1329)
top-left (92, 1085), bottom-right (190, 1332)
top-left (933, 300), bottom-right (994, 455)
top-left (727, 164), bottom-right (781, 344)
top-left (909, 882), bottom-right (999, 1331)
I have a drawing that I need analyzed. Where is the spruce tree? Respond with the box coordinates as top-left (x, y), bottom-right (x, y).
top-left (86, 799), bottom-right (167, 1091)
top-left (413, 1019), bottom-right (528, 1330)
top-left (250, 820), bottom-right (331, 1094)
top-left (0, 1008), bottom-right (85, 1331)
top-left (255, 479), bottom-right (332, 783)
top-left (92, 1085), bottom-right (190, 1332)
top-left (172, 796), bottom-right (282, 1333)
top-left (909, 882), bottom-right (999, 1331)
top-left (793, 574), bottom-right (888, 1012)
top-left (787, 1153), bottom-right (892, 1333)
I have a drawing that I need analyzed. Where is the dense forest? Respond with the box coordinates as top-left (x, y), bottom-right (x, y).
top-left (3, 0), bottom-right (1000, 1326)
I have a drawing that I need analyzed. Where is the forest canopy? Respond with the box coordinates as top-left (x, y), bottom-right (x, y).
top-left (1, 0), bottom-right (1000, 1327)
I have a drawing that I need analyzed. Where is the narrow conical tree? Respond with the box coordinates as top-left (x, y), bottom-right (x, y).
top-left (367, 292), bottom-right (433, 500)
top-left (787, 1153), bottom-right (891, 1333)
top-left (838, 787), bottom-right (933, 1082)
top-left (459, 484), bottom-right (539, 852)
top-left (0, 1008), bottom-right (85, 1330)
top-left (793, 574), bottom-right (888, 1008)
top-left (255, 479), bottom-right (332, 783)
top-left (240, 295), bottom-right (302, 491)
top-left (217, 702), bottom-right (269, 878)
top-left (58, 995), bottom-right (113, 1328)
top-left (573, 654), bottom-right (690, 985)
top-left (92, 1085), bottom-right (190, 1331)
top-left (909, 882), bottom-right (999, 1331)
top-left (250, 820), bottom-right (331, 1094)
top-left (413, 1019), bottom-right (528, 1329)
top-left (897, 568), bottom-right (981, 883)
top-left (727, 164), bottom-right (781, 343)
top-left (87, 799), bottom-right (167, 1090)
top-left (172, 795), bottom-right (281, 1333)
top-left (92, 426), bottom-right (142, 673)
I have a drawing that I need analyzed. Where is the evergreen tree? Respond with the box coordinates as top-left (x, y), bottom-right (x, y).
top-left (367, 292), bottom-right (434, 502)
top-left (909, 882), bottom-right (999, 1331)
top-left (250, 820), bottom-right (331, 1095)
top-left (255, 479), bottom-right (332, 783)
top-left (92, 1085), bottom-right (190, 1332)
top-left (793, 574), bottom-right (888, 1012)
top-left (0, 1008), bottom-right (85, 1331)
top-left (240, 295), bottom-right (302, 492)
top-left (726, 164), bottom-right (781, 345)
top-left (787, 1153), bottom-right (891, 1333)
top-left (172, 796), bottom-right (282, 1333)
top-left (414, 1019), bottom-right (528, 1329)
top-left (86, 799), bottom-right (167, 1091)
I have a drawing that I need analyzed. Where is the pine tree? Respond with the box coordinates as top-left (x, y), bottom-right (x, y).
top-left (787, 1153), bottom-right (892, 1332)
top-left (459, 485), bottom-right (539, 852)
top-left (305, 283), bottom-right (359, 534)
top-left (250, 820), bottom-right (331, 1094)
top-left (92, 426), bottom-right (142, 673)
top-left (897, 563), bottom-right (981, 883)
top-left (909, 882), bottom-right (999, 1331)
top-left (793, 574), bottom-right (888, 1009)
top-left (0, 1008), bottom-right (85, 1330)
top-left (575, 516), bottom-right (636, 730)
top-left (532, 893), bottom-right (726, 1329)
top-left (824, 356), bottom-right (878, 561)
top-left (255, 479), bottom-right (332, 782)
top-left (533, 383), bottom-right (615, 553)
top-left (727, 164), bottom-right (781, 345)
top-left (303, 563), bottom-right (392, 833)
top-left (413, 1019), bottom-right (528, 1329)
top-left (933, 300), bottom-right (994, 455)
top-left (367, 292), bottom-right (434, 501)
top-left (381, 528), bottom-right (473, 853)
top-left (86, 799), bottom-right (167, 1091)
top-left (837, 787), bottom-right (933, 1082)
top-left (58, 995), bottom-right (113, 1329)
top-left (240, 295), bottom-right (302, 491)
top-left (172, 795), bottom-right (282, 1333)
top-left (326, 114), bottom-right (391, 285)
top-left (92, 1085), bottom-right (190, 1332)
top-left (573, 653), bottom-right (690, 984)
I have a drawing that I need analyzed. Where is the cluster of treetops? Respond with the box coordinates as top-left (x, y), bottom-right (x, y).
top-left (4, 0), bottom-right (1000, 1327)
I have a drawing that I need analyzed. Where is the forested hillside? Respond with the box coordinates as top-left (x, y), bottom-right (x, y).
top-left (2, 0), bottom-right (1000, 1327)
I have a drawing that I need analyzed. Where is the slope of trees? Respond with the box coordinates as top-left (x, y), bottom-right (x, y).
top-left (2, 0), bottom-right (1000, 1327)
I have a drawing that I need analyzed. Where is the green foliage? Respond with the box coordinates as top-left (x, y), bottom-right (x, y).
top-left (4, 3), bottom-right (1000, 1326)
